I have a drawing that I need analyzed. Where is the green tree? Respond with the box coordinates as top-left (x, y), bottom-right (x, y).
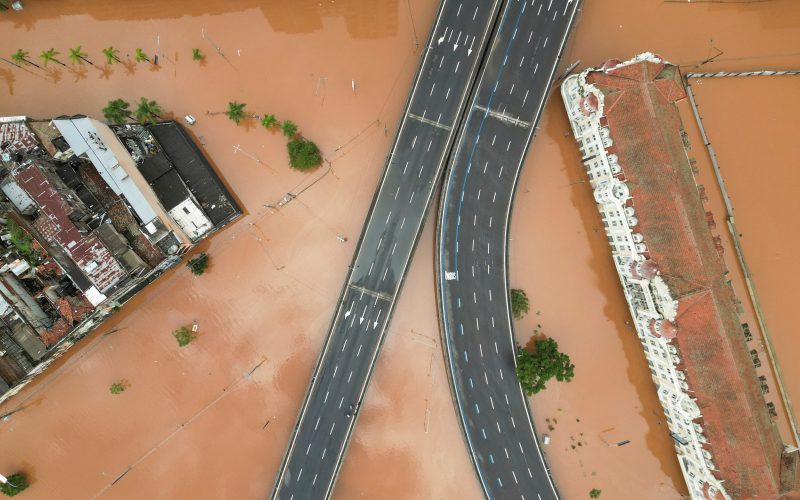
top-left (515, 338), bottom-right (574, 396)
top-left (102, 46), bottom-right (122, 65)
top-left (134, 97), bottom-right (163, 124)
top-left (510, 288), bottom-right (530, 320)
top-left (261, 114), bottom-right (277, 129)
top-left (287, 138), bottom-right (322, 171)
top-left (11, 49), bottom-right (41, 68)
top-left (0, 473), bottom-right (29, 497)
top-left (173, 326), bottom-right (196, 347)
top-left (281, 120), bottom-right (298, 138)
top-left (102, 99), bottom-right (131, 124)
top-left (68, 45), bottom-right (94, 66)
top-left (589, 489), bottom-right (602, 499)
top-left (6, 219), bottom-right (42, 265)
top-left (39, 48), bottom-right (66, 67)
top-left (187, 253), bottom-right (209, 276)
top-left (225, 101), bottom-right (247, 125)
top-left (134, 48), bottom-right (150, 63)
top-left (191, 48), bottom-right (204, 61)
top-left (109, 382), bottom-right (126, 395)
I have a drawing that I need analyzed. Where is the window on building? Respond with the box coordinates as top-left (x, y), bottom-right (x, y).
top-left (742, 323), bottom-right (753, 342)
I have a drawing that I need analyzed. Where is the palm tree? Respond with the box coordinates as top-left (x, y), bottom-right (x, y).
top-left (225, 101), bottom-right (247, 125)
top-left (11, 49), bottom-right (41, 68)
top-left (102, 46), bottom-right (122, 65)
top-left (261, 114), bottom-right (277, 129)
top-left (102, 99), bottom-right (132, 124)
top-left (39, 48), bottom-right (67, 67)
top-left (281, 120), bottom-right (298, 138)
top-left (68, 45), bottom-right (94, 66)
top-left (134, 97), bottom-right (163, 124)
top-left (134, 48), bottom-right (150, 63)
top-left (192, 48), bottom-right (204, 61)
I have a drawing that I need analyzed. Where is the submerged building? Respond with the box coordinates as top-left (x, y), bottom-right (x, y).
top-left (561, 53), bottom-right (799, 499)
top-left (0, 116), bottom-right (240, 401)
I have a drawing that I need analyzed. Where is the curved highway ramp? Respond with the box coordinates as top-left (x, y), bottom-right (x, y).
top-left (436, 0), bottom-right (581, 498)
top-left (270, 1), bottom-right (505, 498)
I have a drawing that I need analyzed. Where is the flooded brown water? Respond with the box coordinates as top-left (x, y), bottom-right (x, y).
top-left (1, 0), bottom-right (799, 498)
top-left (684, 76), bottom-right (800, 442)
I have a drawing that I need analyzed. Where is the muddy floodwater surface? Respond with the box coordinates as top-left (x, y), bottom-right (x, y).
top-left (0, 0), bottom-right (799, 499)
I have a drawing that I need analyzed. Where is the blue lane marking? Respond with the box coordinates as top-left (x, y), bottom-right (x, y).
top-left (451, 0), bottom-right (527, 268)
top-left (437, 1), bottom-right (524, 498)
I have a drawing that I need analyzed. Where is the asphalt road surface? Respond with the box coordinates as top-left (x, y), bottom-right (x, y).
top-left (270, 1), bottom-right (505, 498)
top-left (436, 0), bottom-right (582, 498)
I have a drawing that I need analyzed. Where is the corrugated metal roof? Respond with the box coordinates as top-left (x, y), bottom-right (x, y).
top-left (52, 118), bottom-right (157, 224)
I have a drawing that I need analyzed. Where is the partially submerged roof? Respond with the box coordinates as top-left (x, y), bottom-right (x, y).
top-left (146, 122), bottom-right (241, 227)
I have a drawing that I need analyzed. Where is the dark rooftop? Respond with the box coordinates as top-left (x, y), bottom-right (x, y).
top-left (150, 169), bottom-right (190, 211)
top-left (146, 122), bottom-right (241, 227)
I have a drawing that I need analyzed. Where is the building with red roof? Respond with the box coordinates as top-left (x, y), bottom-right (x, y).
top-left (561, 53), bottom-right (800, 499)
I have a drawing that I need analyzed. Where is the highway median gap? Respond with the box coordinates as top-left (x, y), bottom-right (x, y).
top-left (270, 1), bottom-right (508, 498)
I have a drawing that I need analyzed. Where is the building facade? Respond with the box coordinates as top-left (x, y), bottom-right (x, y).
top-left (561, 53), bottom-right (799, 498)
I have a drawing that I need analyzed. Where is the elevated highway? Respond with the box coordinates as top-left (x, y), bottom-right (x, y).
top-left (271, 1), bottom-right (505, 498)
top-left (436, 0), bottom-right (582, 497)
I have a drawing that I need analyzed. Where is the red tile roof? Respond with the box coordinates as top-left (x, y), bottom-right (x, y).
top-left (14, 163), bottom-right (127, 293)
top-left (587, 59), bottom-right (799, 498)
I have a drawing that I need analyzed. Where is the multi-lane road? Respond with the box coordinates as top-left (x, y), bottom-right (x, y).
top-left (270, 1), bottom-right (505, 498)
top-left (436, 0), bottom-right (581, 498)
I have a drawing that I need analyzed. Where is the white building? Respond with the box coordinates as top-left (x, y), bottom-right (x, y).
top-left (561, 53), bottom-right (728, 500)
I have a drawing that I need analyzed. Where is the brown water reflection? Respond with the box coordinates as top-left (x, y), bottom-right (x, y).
top-left (0, 0), bottom-right (798, 498)
top-left (686, 76), bottom-right (800, 441)
top-left (5, 0), bottom-right (400, 39)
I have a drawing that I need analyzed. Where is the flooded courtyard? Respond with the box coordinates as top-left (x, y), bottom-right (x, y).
top-left (1, 0), bottom-right (799, 498)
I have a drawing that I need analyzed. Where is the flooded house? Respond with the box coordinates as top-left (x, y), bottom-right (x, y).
top-left (0, 116), bottom-right (240, 400)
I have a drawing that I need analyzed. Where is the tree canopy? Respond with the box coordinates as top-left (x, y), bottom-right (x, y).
top-left (102, 99), bottom-right (131, 124)
top-left (192, 48), bottom-right (204, 61)
top-left (287, 138), bottom-right (322, 171)
top-left (515, 338), bottom-right (574, 395)
top-left (39, 48), bottom-right (64, 67)
top-left (102, 46), bottom-right (121, 65)
top-left (0, 473), bottom-right (29, 496)
top-left (68, 45), bottom-right (91, 65)
top-left (261, 114), bottom-right (277, 129)
top-left (281, 120), bottom-right (298, 138)
top-left (134, 48), bottom-right (149, 63)
top-left (225, 101), bottom-right (247, 125)
top-left (510, 288), bottom-right (530, 320)
top-left (134, 97), bottom-right (163, 124)
top-left (11, 49), bottom-right (34, 67)
top-left (187, 253), bottom-right (209, 276)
